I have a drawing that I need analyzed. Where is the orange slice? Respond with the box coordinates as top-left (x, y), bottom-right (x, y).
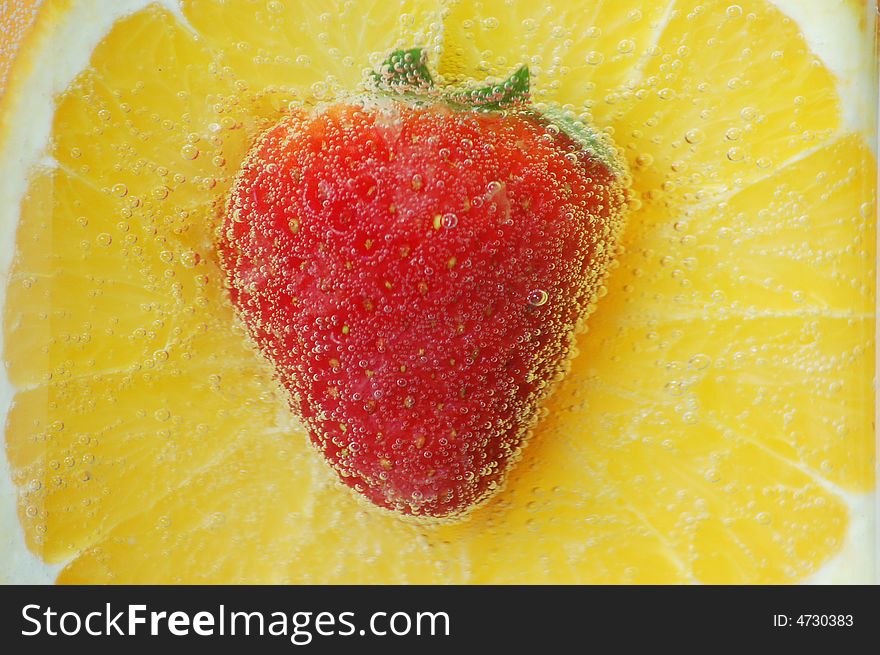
top-left (1, 0), bottom-right (875, 583)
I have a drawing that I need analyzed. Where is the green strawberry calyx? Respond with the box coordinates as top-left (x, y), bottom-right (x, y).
top-left (371, 47), bottom-right (530, 111)
top-left (370, 47), bottom-right (624, 175)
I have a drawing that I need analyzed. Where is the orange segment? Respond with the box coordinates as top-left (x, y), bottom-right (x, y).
top-left (56, 432), bottom-right (320, 584)
top-left (6, 168), bottom-right (184, 391)
top-left (2, 3), bottom-right (295, 562)
top-left (439, 0), bottom-right (674, 126)
top-left (50, 7), bottom-right (241, 208)
top-left (595, 134), bottom-right (875, 492)
top-left (4, 169), bottom-right (289, 564)
top-left (614, 0), bottom-right (842, 202)
top-left (58, 439), bottom-right (475, 584)
top-left (181, 0), bottom-right (442, 97)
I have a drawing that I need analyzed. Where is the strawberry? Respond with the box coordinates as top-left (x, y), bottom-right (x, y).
top-left (219, 49), bottom-right (628, 519)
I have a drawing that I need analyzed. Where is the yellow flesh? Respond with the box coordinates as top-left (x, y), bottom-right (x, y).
top-left (3, 0), bottom-right (875, 583)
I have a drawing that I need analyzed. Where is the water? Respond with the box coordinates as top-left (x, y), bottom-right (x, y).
top-left (0, 0), bottom-right (876, 584)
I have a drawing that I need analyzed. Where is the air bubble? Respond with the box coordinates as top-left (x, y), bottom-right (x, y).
top-left (311, 80), bottom-right (329, 98)
top-left (617, 39), bottom-right (635, 54)
top-left (527, 289), bottom-right (548, 306)
top-left (180, 251), bottom-right (200, 268)
top-left (684, 129), bottom-right (704, 144)
top-left (665, 381), bottom-right (683, 396)
top-left (688, 354), bottom-right (711, 370)
top-left (441, 213), bottom-right (458, 228)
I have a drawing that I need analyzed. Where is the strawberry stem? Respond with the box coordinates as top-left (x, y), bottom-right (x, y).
top-left (447, 65), bottom-right (530, 111)
top-left (368, 48), bottom-right (621, 175)
top-left (372, 48), bottom-right (434, 92)
top-left (372, 47), bottom-right (530, 111)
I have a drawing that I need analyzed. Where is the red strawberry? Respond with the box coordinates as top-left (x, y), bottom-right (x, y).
top-left (219, 49), bottom-right (628, 519)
